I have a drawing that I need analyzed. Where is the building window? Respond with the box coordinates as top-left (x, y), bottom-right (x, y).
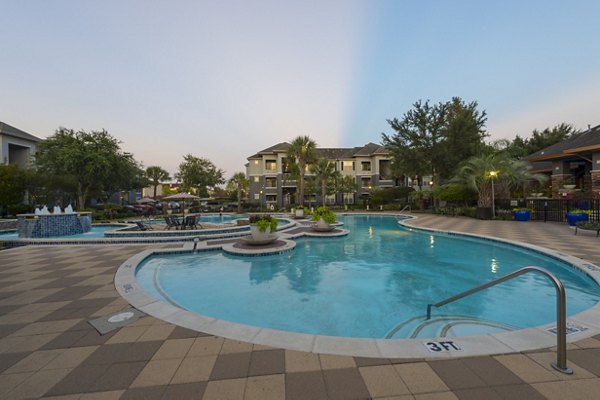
top-left (361, 177), bottom-right (372, 187)
top-left (342, 161), bottom-right (353, 172)
top-left (254, 176), bottom-right (259, 182)
top-left (254, 193), bottom-right (260, 200)
top-left (361, 161), bottom-right (371, 171)
top-left (379, 160), bottom-right (391, 180)
top-left (265, 177), bottom-right (277, 187)
top-left (266, 195), bottom-right (277, 202)
top-left (265, 159), bottom-right (277, 171)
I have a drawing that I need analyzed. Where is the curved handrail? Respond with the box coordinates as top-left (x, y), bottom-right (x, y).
top-left (399, 205), bottom-right (411, 213)
top-left (426, 266), bottom-right (573, 374)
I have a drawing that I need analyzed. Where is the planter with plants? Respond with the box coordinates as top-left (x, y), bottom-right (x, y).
top-left (248, 214), bottom-right (278, 240)
top-left (311, 206), bottom-right (336, 231)
top-left (565, 209), bottom-right (590, 226)
top-left (575, 221), bottom-right (600, 237)
top-left (294, 206), bottom-right (310, 219)
top-left (512, 208), bottom-right (531, 222)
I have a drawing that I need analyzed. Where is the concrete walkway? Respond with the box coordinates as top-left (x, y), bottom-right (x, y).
top-left (1, 215), bottom-right (600, 399)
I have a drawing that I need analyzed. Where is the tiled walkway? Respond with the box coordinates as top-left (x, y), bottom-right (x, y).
top-left (1, 215), bottom-right (600, 399)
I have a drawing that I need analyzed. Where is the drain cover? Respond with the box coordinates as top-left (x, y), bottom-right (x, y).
top-left (88, 308), bottom-right (146, 335)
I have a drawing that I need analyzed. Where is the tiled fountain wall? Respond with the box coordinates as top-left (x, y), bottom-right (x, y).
top-left (17, 213), bottom-right (92, 238)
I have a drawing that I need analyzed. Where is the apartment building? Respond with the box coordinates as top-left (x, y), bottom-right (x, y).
top-left (0, 121), bottom-right (41, 168)
top-left (245, 142), bottom-right (398, 208)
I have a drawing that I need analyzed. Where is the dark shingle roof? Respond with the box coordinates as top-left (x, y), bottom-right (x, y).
top-left (528, 124), bottom-right (600, 161)
top-left (352, 143), bottom-right (389, 156)
top-left (247, 141), bottom-right (391, 160)
top-left (0, 121), bottom-right (42, 142)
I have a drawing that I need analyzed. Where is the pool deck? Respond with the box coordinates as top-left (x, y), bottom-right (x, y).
top-left (1, 214), bottom-right (600, 399)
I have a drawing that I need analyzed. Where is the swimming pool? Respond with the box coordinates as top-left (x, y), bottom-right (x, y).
top-left (135, 215), bottom-right (600, 339)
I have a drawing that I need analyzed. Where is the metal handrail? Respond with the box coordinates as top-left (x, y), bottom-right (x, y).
top-left (426, 266), bottom-right (573, 374)
top-left (399, 205), bottom-right (411, 213)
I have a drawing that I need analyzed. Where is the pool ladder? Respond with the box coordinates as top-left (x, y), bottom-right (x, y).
top-left (426, 266), bottom-right (573, 375)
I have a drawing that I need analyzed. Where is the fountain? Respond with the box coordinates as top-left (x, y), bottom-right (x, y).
top-left (17, 205), bottom-right (92, 238)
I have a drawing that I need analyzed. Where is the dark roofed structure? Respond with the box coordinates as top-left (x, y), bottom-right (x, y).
top-left (0, 121), bottom-right (42, 143)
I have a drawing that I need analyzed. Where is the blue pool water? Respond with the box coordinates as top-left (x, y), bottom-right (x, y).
top-left (135, 215), bottom-right (600, 338)
top-left (0, 225), bottom-right (124, 239)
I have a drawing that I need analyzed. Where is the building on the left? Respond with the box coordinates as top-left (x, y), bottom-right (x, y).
top-left (0, 121), bottom-right (42, 168)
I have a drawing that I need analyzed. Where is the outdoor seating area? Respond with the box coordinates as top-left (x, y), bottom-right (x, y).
top-left (164, 215), bottom-right (201, 230)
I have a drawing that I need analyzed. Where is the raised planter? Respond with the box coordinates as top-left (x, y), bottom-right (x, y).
top-left (476, 207), bottom-right (493, 220)
top-left (512, 210), bottom-right (531, 222)
top-left (565, 212), bottom-right (589, 226)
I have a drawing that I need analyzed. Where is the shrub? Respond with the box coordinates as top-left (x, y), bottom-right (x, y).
top-left (249, 214), bottom-right (278, 232)
top-left (311, 206), bottom-right (336, 224)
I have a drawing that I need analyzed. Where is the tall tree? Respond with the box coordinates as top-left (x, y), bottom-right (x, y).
top-left (176, 154), bottom-right (225, 197)
top-left (334, 175), bottom-right (356, 206)
top-left (382, 98), bottom-right (487, 184)
top-left (35, 128), bottom-right (140, 210)
top-left (0, 164), bottom-right (26, 216)
top-left (452, 153), bottom-right (547, 208)
top-left (312, 158), bottom-right (337, 206)
top-left (227, 172), bottom-right (250, 212)
top-left (145, 166), bottom-right (171, 199)
top-left (287, 135), bottom-right (317, 205)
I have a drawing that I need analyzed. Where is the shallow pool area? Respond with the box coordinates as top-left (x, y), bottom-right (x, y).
top-left (134, 215), bottom-right (600, 340)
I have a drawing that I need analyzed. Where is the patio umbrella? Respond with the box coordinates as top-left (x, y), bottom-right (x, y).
top-left (163, 193), bottom-right (201, 217)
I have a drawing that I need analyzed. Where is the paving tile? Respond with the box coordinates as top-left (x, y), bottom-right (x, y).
top-left (428, 360), bottom-right (486, 390)
top-left (8, 368), bottom-right (72, 399)
top-left (323, 368), bottom-right (371, 400)
top-left (43, 346), bottom-right (98, 370)
top-left (394, 362), bottom-right (450, 394)
top-left (81, 343), bottom-right (130, 365)
top-left (79, 390), bottom-right (125, 399)
top-left (104, 326), bottom-right (149, 344)
top-left (10, 319), bottom-right (82, 336)
top-left (0, 351), bottom-right (29, 374)
top-left (530, 380), bottom-right (588, 400)
top-left (0, 372), bottom-right (34, 398)
top-left (210, 352), bottom-right (252, 380)
top-left (566, 348), bottom-right (600, 375)
top-left (462, 356), bottom-right (524, 386)
top-left (492, 383), bottom-right (547, 399)
top-left (72, 329), bottom-right (118, 347)
top-left (187, 336), bottom-right (224, 357)
top-left (120, 385), bottom-right (166, 400)
top-left (286, 370), bottom-right (328, 400)
top-left (285, 349), bottom-right (321, 373)
top-left (129, 358), bottom-right (182, 387)
top-left (45, 363), bottom-right (111, 396)
top-left (136, 324), bottom-right (175, 341)
top-left (167, 326), bottom-right (204, 339)
top-left (171, 355), bottom-right (217, 383)
top-left (162, 381), bottom-right (207, 399)
top-left (452, 387), bottom-right (503, 400)
top-left (89, 361), bottom-right (147, 391)
top-left (203, 377), bottom-right (247, 400)
top-left (220, 339), bottom-right (254, 354)
top-left (0, 332), bottom-right (60, 353)
top-left (4, 349), bottom-right (63, 373)
top-left (359, 364), bottom-right (410, 398)
top-left (245, 374), bottom-right (285, 400)
top-left (354, 356), bottom-right (391, 367)
top-left (248, 349), bottom-right (285, 376)
top-left (151, 338), bottom-right (195, 360)
top-left (41, 329), bottom-right (91, 350)
top-left (493, 354), bottom-right (558, 383)
top-left (319, 354), bottom-right (357, 370)
top-left (527, 351), bottom-right (595, 379)
top-left (0, 323), bottom-right (27, 339)
top-left (414, 393), bottom-right (458, 400)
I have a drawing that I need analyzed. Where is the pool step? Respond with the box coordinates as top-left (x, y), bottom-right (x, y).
top-left (385, 314), bottom-right (518, 339)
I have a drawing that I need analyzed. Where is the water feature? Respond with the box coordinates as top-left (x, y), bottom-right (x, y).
top-left (17, 205), bottom-right (92, 238)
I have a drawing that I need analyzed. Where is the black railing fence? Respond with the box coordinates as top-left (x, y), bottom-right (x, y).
top-left (495, 199), bottom-right (600, 223)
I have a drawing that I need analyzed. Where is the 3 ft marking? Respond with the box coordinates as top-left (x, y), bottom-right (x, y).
top-left (423, 341), bottom-right (462, 352)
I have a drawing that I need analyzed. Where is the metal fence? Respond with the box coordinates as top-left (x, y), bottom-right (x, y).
top-left (495, 199), bottom-right (600, 223)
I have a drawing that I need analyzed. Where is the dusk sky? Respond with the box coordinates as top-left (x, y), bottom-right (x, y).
top-left (2, 0), bottom-right (599, 178)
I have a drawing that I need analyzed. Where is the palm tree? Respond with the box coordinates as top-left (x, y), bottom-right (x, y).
top-left (287, 135), bottom-right (317, 206)
top-left (334, 175), bottom-right (356, 207)
top-left (145, 166), bottom-right (171, 199)
top-left (227, 172), bottom-right (250, 213)
top-left (312, 158), bottom-right (337, 206)
top-left (453, 153), bottom-right (547, 209)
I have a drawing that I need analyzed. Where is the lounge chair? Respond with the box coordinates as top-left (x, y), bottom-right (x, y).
top-left (183, 215), bottom-right (199, 230)
top-left (135, 221), bottom-right (153, 231)
top-left (164, 216), bottom-right (181, 230)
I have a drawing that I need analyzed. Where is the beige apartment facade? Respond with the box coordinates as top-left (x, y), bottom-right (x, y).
top-left (246, 142), bottom-right (400, 208)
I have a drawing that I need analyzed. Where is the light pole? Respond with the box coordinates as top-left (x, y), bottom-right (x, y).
top-left (490, 171), bottom-right (498, 219)
top-left (259, 189), bottom-right (263, 212)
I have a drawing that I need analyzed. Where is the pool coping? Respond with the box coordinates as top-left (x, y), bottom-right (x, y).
top-left (114, 213), bottom-right (600, 359)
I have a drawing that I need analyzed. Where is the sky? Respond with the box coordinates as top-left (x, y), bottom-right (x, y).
top-left (2, 0), bottom-right (599, 178)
